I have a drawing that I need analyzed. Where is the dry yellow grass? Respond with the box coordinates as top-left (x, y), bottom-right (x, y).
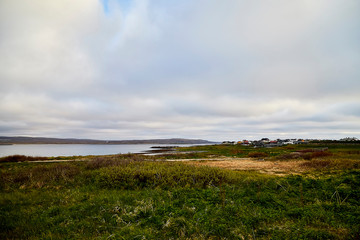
top-left (181, 158), bottom-right (309, 175)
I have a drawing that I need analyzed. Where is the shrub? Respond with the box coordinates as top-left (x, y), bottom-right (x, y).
top-left (248, 152), bottom-right (268, 158)
top-left (230, 149), bottom-right (244, 155)
top-left (31, 164), bottom-right (80, 183)
top-left (1, 163), bottom-right (80, 188)
top-left (85, 157), bottom-right (130, 169)
top-left (296, 149), bottom-right (316, 153)
top-left (0, 155), bottom-right (48, 163)
top-left (300, 159), bottom-right (360, 170)
top-left (120, 153), bottom-right (147, 161)
top-left (277, 152), bottom-right (302, 160)
top-left (303, 151), bottom-right (332, 160)
top-left (96, 162), bottom-right (234, 189)
top-left (345, 150), bottom-right (360, 155)
top-left (311, 151), bottom-right (332, 158)
top-left (85, 154), bottom-right (150, 169)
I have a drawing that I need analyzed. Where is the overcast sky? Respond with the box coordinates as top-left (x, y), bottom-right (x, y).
top-left (0, 0), bottom-right (359, 141)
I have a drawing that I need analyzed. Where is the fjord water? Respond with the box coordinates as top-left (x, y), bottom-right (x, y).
top-left (0, 144), bottom-right (193, 157)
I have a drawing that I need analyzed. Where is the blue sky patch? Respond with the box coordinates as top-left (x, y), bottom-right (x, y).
top-left (101, 0), bottom-right (132, 15)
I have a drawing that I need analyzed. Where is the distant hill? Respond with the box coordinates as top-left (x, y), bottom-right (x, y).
top-left (0, 136), bottom-right (215, 145)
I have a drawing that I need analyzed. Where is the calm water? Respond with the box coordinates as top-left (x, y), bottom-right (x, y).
top-left (0, 144), bottom-right (199, 157)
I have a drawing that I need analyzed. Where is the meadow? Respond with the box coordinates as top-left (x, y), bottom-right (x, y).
top-left (1, 142), bottom-right (360, 239)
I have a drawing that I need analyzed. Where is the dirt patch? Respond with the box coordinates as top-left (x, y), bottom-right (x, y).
top-left (181, 158), bottom-right (308, 175)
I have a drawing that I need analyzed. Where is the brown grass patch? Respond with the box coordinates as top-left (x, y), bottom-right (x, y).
top-left (185, 158), bottom-right (308, 175)
top-left (300, 158), bottom-right (360, 170)
top-left (182, 156), bottom-right (360, 175)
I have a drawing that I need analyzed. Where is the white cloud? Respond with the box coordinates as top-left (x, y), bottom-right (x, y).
top-left (0, 0), bottom-right (359, 140)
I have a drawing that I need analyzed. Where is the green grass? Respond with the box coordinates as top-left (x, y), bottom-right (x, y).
top-left (1, 143), bottom-right (360, 239)
top-left (176, 142), bottom-right (360, 159)
top-left (1, 168), bottom-right (359, 239)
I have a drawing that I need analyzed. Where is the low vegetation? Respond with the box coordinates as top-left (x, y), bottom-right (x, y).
top-left (1, 143), bottom-right (360, 239)
top-left (0, 154), bottom-right (49, 163)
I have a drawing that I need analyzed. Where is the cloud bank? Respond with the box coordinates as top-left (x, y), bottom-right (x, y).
top-left (1, 0), bottom-right (359, 141)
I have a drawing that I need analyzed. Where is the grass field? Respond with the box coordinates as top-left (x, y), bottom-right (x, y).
top-left (1, 143), bottom-right (360, 239)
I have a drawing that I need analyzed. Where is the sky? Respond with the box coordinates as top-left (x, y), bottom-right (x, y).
top-left (0, 0), bottom-right (360, 141)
